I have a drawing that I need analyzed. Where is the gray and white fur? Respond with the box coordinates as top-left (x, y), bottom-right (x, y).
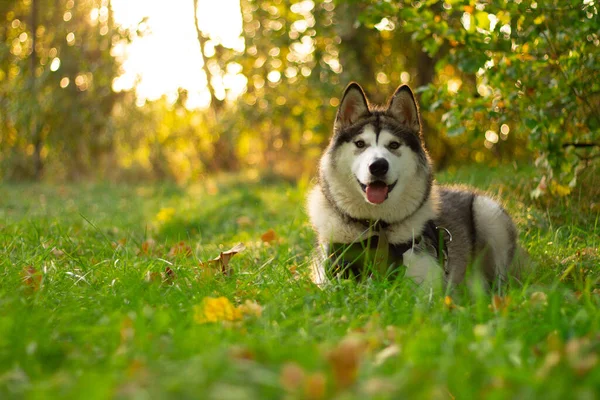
top-left (307, 82), bottom-right (521, 287)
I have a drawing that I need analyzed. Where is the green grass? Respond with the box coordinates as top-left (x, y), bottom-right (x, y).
top-left (0, 166), bottom-right (599, 399)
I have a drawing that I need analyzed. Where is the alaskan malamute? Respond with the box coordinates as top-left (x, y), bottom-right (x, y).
top-left (307, 82), bottom-right (521, 287)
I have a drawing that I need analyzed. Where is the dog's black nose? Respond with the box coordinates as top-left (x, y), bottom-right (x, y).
top-left (369, 158), bottom-right (389, 177)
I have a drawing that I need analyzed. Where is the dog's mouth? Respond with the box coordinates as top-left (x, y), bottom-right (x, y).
top-left (358, 180), bottom-right (397, 204)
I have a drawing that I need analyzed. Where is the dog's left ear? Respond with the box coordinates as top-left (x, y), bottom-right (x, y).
top-left (387, 85), bottom-right (421, 132)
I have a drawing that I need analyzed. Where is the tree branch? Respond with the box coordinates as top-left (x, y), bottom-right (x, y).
top-left (192, 0), bottom-right (223, 114)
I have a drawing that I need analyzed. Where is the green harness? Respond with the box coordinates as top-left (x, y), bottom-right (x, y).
top-left (327, 220), bottom-right (447, 279)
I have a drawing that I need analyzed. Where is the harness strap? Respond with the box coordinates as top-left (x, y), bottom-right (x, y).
top-left (328, 219), bottom-right (450, 278)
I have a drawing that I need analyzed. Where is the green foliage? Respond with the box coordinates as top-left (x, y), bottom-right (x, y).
top-left (356, 0), bottom-right (600, 191)
top-left (0, 167), bottom-right (599, 397)
top-left (1, 0), bottom-right (599, 188)
top-left (0, 0), bottom-right (134, 179)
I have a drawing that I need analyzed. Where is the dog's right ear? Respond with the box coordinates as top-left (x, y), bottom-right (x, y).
top-left (335, 82), bottom-right (370, 129)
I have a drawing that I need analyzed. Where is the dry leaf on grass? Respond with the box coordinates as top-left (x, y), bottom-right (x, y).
top-left (530, 291), bottom-right (548, 307)
top-left (168, 241), bottom-right (193, 257)
top-left (144, 266), bottom-right (175, 284)
top-left (21, 266), bottom-right (42, 291)
top-left (565, 337), bottom-right (599, 376)
top-left (199, 243), bottom-right (245, 276)
top-left (51, 247), bottom-right (65, 257)
top-left (139, 239), bottom-right (156, 255)
top-left (280, 362), bottom-right (306, 392)
top-left (236, 216), bottom-right (253, 227)
top-left (327, 336), bottom-right (367, 389)
top-left (304, 372), bottom-right (327, 400)
top-left (374, 344), bottom-right (401, 366)
top-left (490, 295), bottom-right (511, 313)
top-left (228, 345), bottom-right (255, 362)
top-left (260, 229), bottom-right (277, 243)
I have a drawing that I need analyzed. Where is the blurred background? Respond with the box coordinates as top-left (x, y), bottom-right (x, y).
top-left (0, 0), bottom-right (598, 191)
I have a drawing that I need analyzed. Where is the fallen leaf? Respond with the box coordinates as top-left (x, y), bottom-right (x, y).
top-left (280, 362), bottom-right (306, 392)
top-left (565, 337), bottom-right (598, 375)
top-left (194, 297), bottom-right (243, 324)
top-left (490, 295), bottom-right (511, 312)
top-left (21, 266), bottom-right (42, 291)
top-left (237, 299), bottom-right (263, 318)
top-left (444, 296), bottom-right (456, 310)
top-left (168, 241), bottom-right (193, 258)
top-left (139, 239), bottom-right (156, 255)
top-left (327, 336), bottom-right (366, 389)
top-left (261, 229), bottom-right (277, 243)
top-left (199, 243), bottom-right (245, 276)
top-left (536, 351), bottom-right (561, 378)
top-left (362, 378), bottom-right (396, 396)
top-left (530, 291), bottom-right (548, 307)
top-left (164, 266), bottom-right (175, 282)
top-left (144, 271), bottom-right (161, 283)
top-left (236, 216), bottom-right (253, 227)
top-left (473, 324), bottom-right (491, 339)
top-left (155, 207), bottom-right (176, 223)
top-left (51, 247), bottom-right (65, 257)
top-left (304, 372), bottom-right (327, 400)
top-left (228, 345), bottom-right (255, 362)
top-left (374, 344), bottom-right (400, 366)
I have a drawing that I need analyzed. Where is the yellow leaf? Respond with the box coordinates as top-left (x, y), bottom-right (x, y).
top-left (194, 297), bottom-right (242, 324)
top-left (550, 181), bottom-right (571, 197)
top-left (155, 207), bottom-right (176, 223)
top-left (444, 296), bottom-right (456, 310)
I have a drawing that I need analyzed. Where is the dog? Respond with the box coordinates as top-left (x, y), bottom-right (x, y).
top-left (307, 82), bottom-right (521, 288)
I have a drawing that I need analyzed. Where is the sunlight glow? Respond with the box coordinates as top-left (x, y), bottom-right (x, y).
top-left (111, 0), bottom-right (243, 109)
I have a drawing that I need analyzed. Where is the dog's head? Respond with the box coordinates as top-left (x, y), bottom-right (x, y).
top-left (320, 82), bottom-right (432, 221)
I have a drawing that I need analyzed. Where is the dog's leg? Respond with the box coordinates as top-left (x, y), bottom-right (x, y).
top-left (310, 243), bottom-right (329, 286)
top-left (472, 196), bottom-right (517, 287)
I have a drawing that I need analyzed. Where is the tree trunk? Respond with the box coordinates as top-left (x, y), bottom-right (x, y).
top-left (192, 0), bottom-right (237, 171)
top-left (31, 0), bottom-right (43, 180)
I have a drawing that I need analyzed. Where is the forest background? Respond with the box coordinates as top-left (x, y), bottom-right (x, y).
top-left (1, 0), bottom-right (598, 192)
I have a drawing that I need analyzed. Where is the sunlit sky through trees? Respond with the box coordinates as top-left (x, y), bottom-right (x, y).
top-left (111, 0), bottom-right (244, 109)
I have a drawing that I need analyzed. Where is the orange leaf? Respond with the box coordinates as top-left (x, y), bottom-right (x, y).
top-left (304, 372), bottom-right (327, 400)
top-left (140, 238), bottom-right (156, 255)
top-left (228, 345), bottom-right (255, 362)
top-left (21, 266), bottom-right (42, 291)
top-left (168, 241), bottom-right (193, 257)
top-left (280, 362), bottom-right (306, 392)
top-left (261, 229), bottom-right (277, 243)
top-left (327, 336), bottom-right (366, 389)
top-left (490, 295), bottom-right (511, 312)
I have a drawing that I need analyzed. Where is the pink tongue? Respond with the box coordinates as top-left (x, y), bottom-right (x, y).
top-left (366, 183), bottom-right (388, 204)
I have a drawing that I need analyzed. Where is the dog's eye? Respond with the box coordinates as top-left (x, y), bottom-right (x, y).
top-left (355, 140), bottom-right (366, 148)
top-left (388, 141), bottom-right (400, 150)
